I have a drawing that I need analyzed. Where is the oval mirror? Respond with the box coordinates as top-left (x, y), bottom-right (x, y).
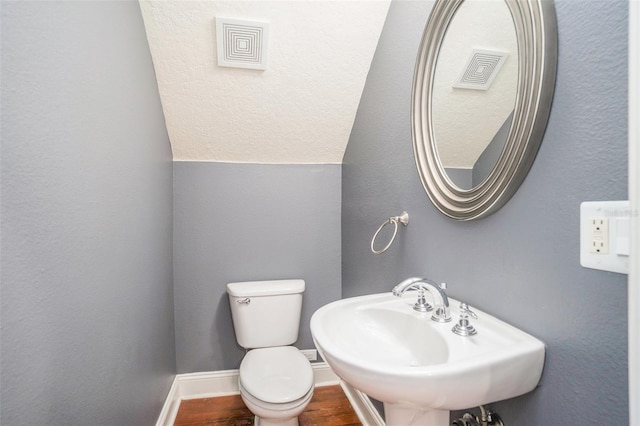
top-left (412, 0), bottom-right (557, 220)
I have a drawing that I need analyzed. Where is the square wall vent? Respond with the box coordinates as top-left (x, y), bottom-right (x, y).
top-left (453, 49), bottom-right (509, 91)
top-left (215, 17), bottom-right (269, 70)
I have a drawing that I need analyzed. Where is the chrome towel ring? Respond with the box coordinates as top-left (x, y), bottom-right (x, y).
top-left (370, 212), bottom-right (409, 254)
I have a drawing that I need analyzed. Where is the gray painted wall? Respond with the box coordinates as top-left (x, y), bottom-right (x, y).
top-left (1, 2), bottom-right (175, 425)
top-left (173, 162), bottom-right (341, 373)
top-left (343, 0), bottom-right (628, 424)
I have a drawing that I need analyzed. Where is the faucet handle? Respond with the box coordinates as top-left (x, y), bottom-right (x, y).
top-left (452, 302), bottom-right (478, 336)
top-left (459, 302), bottom-right (478, 319)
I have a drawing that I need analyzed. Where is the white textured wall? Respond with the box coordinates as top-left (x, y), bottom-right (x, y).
top-left (140, 0), bottom-right (390, 163)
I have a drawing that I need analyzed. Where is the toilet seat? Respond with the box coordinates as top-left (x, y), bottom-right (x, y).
top-left (239, 380), bottom-right (314, 413)
top-left (239, 346), bottom-right (314, 404)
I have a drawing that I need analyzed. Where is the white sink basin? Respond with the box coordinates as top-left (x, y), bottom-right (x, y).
top-left (310, 292), bottom-right (545, 425)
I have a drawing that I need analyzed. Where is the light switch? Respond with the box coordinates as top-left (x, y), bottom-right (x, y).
top-left (616, 217), bottom-right (631, 256)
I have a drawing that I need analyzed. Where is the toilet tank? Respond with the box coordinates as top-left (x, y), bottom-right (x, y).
top-left (227, 279), bottom-right (305, 349)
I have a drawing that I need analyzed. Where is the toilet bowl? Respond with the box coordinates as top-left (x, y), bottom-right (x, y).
top-left (239, 382), bottom-right (314, 426)
top-left (227, 280), bottom-right (314, 426)
top-left (239, 346), bottom-right (314, 425)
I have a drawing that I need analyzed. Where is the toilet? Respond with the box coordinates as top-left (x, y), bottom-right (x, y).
top-left (227, 279), bottom-right (314, 426)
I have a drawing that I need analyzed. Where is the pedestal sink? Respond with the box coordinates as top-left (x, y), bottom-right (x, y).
top-left (310, 293), bottom-right (545, 426)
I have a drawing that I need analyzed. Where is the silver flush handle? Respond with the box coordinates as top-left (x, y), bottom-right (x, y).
top-left (236, 298), bottom-right (251, 305)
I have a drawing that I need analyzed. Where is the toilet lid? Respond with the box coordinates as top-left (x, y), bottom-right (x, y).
top-left (240, 346), bottom-right (314, 404)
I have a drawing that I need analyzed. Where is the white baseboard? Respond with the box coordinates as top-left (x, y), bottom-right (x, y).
top-left (155, 362), bottom-right (384, 426)
top-left (339, 381), bottom-right (386, 426)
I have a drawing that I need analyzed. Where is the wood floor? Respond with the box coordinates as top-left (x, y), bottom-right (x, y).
top-left (174, 385), bottom-right (363, 426)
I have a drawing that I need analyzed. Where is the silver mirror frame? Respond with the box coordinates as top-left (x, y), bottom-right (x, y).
top-left (412, 0), bottom-right (557, 220)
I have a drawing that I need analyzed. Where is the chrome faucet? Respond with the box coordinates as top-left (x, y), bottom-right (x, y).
top-left (392, 277), bottom-right (452, 323)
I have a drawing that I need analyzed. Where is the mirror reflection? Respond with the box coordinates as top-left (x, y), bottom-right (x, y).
top-left (432, 0), bottom-right (518, 190)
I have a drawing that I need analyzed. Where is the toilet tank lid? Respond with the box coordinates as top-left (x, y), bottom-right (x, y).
top-left (226, 279), bottom-right (305, 297)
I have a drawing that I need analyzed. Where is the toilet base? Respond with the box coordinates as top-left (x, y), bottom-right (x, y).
top-left (254, 415), bottom-right (299, 426)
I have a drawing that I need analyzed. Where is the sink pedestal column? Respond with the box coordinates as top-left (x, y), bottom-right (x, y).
top-left (384, 403), bottom-right (449, 426)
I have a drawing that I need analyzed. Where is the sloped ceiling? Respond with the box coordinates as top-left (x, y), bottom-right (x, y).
top-left (139, 1), bottom-right (390, 164)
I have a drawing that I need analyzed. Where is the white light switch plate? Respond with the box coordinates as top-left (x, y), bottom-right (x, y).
top-left (580, 200), bottom-right (631, 274)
